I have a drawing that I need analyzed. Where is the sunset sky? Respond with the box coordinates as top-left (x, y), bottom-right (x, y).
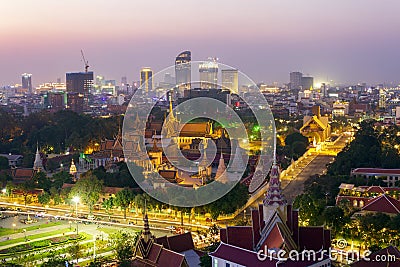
top-left (1, 0), bottom-right (400, 86)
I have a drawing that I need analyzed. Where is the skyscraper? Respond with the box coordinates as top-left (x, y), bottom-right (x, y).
top-left (175, 51), bottom-right (191, 90)
top-left (379, 88), bottom-right (386, 109)
top-left (199, 58), bottom-right (218, 89)
top-left (66, 71), bottom-right (93, 112)
top-left (140, 67), bottom-right (153, 92)
top-left (301, 76), bottom-right (314, 90)
top-left (221, 69), bottom-right (238, 92)
top-left (289, 72), bottom-right (302, 90)
top-left (66, 72), bottom-right (94, 94)
top-left (21, 73), bottom-right (32, 93)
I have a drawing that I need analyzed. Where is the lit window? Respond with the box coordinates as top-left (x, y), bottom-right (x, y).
top-left (214, 258), bottom-right (218, 267)
top-left (353, 200), bottom-right (358, 207)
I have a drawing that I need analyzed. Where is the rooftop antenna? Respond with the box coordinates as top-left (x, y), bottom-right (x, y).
top-left (81, 49), bottom-right (89, 73)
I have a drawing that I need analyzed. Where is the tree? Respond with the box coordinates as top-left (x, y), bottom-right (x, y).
top-left (110, 230), bottom-right (138, 266)
top-left (5, 181), bottom-right (14, 197)
top-left (50, 187), bottom-right (62, 205)
top-left (134, 194), bottom-right (145, 215)
top-left (102, 197), bottom-right (114, 219)
top-left (40, 252), bottom-right (71, 267)
top-left (70, 172), bottom-right (103, 214)
top-left (205, 183), bottom-right (249, 220)
top-left (114, 188), bottom-right (134, 219)
top-left (284, 132), bottom-right (309, 159)
top-left (52, 171), bottom-right (72, 190)
top-left (293, 193), bottom-right (324, 226)
top-left (322, 206), bottom-right (347, 234)
top-left (33, 171), bottom-right (51, 192)
top-left (45, 159), bottom-right (59, 173)
top-left (18, 180), bottom-right (36, 206)
top-left (389, 214), bottom-right (400, 232)
top-left (38, 192), bottom-right (51, 206)
top-left (67, 241), bottom-right (83, 264)
top-left (199, 242), bottom-right (219, 267)
top-left (0, 171), bottom-right (11, 187)
top-left (87, 258), bottom-right (106, 267)
top-left (0, 156), bottom-right (9, 170)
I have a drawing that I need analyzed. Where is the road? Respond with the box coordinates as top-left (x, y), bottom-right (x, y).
top-left (0, 202), bottom-right (209, 233)
top-left (283, 155), bottom-right (334, 203)
top-left (240, 134), bottom-right (351, 214)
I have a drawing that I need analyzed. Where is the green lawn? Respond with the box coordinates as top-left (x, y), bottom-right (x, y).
top-left (1, 232), bottom-right (92, 262)
top-left (99, 227), bottom-right (137, 236)
top-left (0, 228), bottom-right (72, 247)
top-left (0, 221), bottom-right (62, 237)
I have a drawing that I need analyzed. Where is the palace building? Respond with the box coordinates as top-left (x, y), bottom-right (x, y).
top-left (211, 134), bottom-right (331, 266)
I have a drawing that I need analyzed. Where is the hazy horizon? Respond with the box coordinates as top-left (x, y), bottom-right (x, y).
top-left (1, 0), bottom-right (400, 86)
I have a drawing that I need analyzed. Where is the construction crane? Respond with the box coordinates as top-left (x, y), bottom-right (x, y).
top-left (81, 49), bottom-right (89, 72)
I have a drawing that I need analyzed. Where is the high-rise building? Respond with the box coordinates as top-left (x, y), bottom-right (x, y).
top-left (121, 76), bottom-right (127, 85)
top-left (121, 76), bottom-right (128, 94)
top-left (221, 69), bottom-right (238, 93)
top-left (175, 51), bottom-right (191, 90)
top-left (21, 73), bottom-right (32, 93)
top-left (66, 71), bottom-right (93, 112)
top-left (199, 58), bottom-right (218, 89)
top-left (67, 92), bottom-right (85, 113)
top-left (289, 72), bottom-right (302, 90)
top-left (44, 91), bottom-right (67, 112)
top-left (301, 76), bottom-right (314, 90)
top-left (140, 67), bottom-right (153, 92)
top-left (321, 83), bottom-right (328, 98)
top-left (379, 88), bottom-right (386, 109)
top-left (66, 72), bottom-right (93, 94)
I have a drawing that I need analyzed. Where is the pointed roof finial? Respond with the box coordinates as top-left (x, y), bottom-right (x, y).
top-left (169, 91), bottom-right (175, 120)
top-left (273, 127), bottom-right (277, 165)
top-left (142, 198), bottom-right (152, 243)
top-left (33, 141), bottom-right (43, 171)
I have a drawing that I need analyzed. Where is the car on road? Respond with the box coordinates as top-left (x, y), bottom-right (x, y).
top-left (166, 226), bottom-right (176, 232)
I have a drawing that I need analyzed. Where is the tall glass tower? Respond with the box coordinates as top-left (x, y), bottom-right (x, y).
top-left (21, 73), bottom-right (32, 93)
top-left (175, 51), bottom-right (191, 90)
top-left (199, 57), bottom-right (218, 89)
top-left (140, 67), bottom-right (153, 93)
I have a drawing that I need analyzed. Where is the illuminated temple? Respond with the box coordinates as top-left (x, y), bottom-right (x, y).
top-left (77, 99), bottom-right (247, 187)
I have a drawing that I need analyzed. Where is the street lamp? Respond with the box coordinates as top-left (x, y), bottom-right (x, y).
top-left (12, 223), bottom-right (16, 233)
top-left (93, 234), bottom-right (99, 260)
top-left (72, 196), bottom-right (80, 235)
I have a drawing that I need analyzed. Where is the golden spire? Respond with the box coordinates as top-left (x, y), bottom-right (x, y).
top-left (169, 92), bottom-right (175, 120)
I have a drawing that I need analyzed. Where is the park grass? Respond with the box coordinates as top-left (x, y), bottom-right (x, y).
top-left (99, 227), bottom-right (138, 236)
top-left (0, 228), bottom-right (72, 247)
top-left (0, 221), bottom-right (62, 237)
top-left (0, 232), bottom-right (92, 262)
top-left (78, 253), bottom-right (114, 267)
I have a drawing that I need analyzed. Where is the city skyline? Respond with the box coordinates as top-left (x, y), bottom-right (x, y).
top-left (1, 0), bottom-right (400, 86)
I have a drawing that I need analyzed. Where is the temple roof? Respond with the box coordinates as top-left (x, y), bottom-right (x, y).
top-left (362, 194), bottom-right (400, 214)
